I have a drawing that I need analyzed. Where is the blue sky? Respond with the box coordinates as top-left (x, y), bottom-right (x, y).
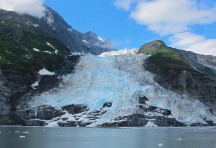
top-left (0, 0), bottom-right (215, 55)
top-left (44, 0), bottom-right (164, 50)
top-left (44, 0), bottom-right (216, 56)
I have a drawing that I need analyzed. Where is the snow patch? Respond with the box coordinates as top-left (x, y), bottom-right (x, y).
top-left (99, 49), bottom-right (139, 57)
top-left (45, 111), bottom-right (76, 127)
top-left (82, 40), bottom-right (90, 44)
top-left (33, 24), bottom-right (39, 27)
top-left (44, 51), bottom-right (52, 54)
top-left (46, 42), bottom-right (55, 49)
top-left (71, 52), bottom-right (84, 56)
top-left (38, 68), bottom-right (55, 76)
top-left (33, 48), bottom-right (40, 52)
top-left (31, 81), bottom-right (39, 89)
top-left (97, 36), bottom-right (104, 42)
top-left (46, 42), bottom-right (58, 54)
top-left (145, 121), bottom-right (158, 127)
top-left (46, 16), bottom-right (54, 25)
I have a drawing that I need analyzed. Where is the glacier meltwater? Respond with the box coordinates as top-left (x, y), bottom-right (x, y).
top-left (29, 49), bottom-right (216, 126)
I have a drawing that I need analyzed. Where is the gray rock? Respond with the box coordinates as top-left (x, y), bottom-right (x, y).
top-left (138, 96), bottom-right (148, 104)
top-left (19, 105), bottom-right (65, 120)
top-left (58, 121), bottom-right (78, 127)
top-left (26, 119), bottom-right (46, 126)
top-left (62, 104), bottom-right (88, 114)
top-left (102, 102), bottom-right (112, 108)
top-left (0, 114), bottom-right (26, 125)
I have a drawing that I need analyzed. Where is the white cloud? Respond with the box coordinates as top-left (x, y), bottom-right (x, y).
top-left (130, 0), bottom-right (216, 35)
top-left (114, 0), bottom-right (216, 56)
top-left (170, 32), bottom-right (216, 56)
top-left (0, 0), bottom-right (46, 18)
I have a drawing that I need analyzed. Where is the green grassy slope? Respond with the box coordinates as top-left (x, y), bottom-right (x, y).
top-left (138, 40), bottom-right (216, 104)
top-left (0, 22), bottom-right (71, 84)
top-left (138, 40), bottom-right (196, 76)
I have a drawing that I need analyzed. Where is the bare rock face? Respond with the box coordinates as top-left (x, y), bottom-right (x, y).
top-left (139, 41), bottom-right (216, 113)
top-left (18, 105), bottom-right (65, 120)
top-left (26, 120), bottom-right (46, 126)
top-left (12, 97), bottom-right (216, 127)
top-left (57, 121), bottom-right (78, 127)
top-left (62, 104), bottom-right (88, 114)
top-left (0, 114), bottom-right (26, 125)
top-left (101, 97), bottom-right (184, 127)
top-left (175, 49), bottom-right (216, 79)
top-left (148, 68), bottom-right (216, 112)
top-left (0, 70), bottom-right (11, 115)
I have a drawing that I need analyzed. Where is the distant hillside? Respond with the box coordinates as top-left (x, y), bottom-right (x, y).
top-left (138, 41), bottom-right (216, 110)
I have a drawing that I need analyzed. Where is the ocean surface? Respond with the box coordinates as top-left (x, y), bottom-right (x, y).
top-left (0, 127), bottom-right (216, 148)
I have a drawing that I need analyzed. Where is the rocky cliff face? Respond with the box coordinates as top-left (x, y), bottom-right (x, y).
top-left (138, 41), bottom-right (216, 113)
top-left (0, 6), bottom-right (215, 127)
top-left (0, 6), bottom-right (115, 125)
top-left (12, 50), bottom-right (216, 127)
top-left (175, 50), bottom-right (216, 79)
top-left (0, 7), bottom-right (116, 55)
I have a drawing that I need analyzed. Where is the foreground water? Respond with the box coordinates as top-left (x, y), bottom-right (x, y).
top-left (0, 127), bottom-right (216, 148)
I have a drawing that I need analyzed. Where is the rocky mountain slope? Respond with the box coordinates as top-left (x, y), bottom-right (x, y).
top-left (0, 7), bottom-right (116, 55)
top-left (0, 6), bottom-right (215, 127)
top-left (138, 41), bottom-right (216, 112)
top-left (13, 49), bottom-right (216, 127)
top-left (0, 6), bottom-right (115, 125)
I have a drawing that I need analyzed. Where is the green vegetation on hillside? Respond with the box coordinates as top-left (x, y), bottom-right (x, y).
top-left (138, 40), bottom-right (167, 55)
top-left (147, 48), bottom-right (196, 75)
top-left (0, 22), bottom-right (71, 82)
top-left (138, 40), bottom-right (195, 75)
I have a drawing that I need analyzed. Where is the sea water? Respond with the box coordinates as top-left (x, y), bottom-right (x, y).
top-left (0, 127), bottom-right (216, 148)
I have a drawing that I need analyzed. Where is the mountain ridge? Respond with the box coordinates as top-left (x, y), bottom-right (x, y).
top-left (138, 41), bottom-right (216, 113)
top-left (0, 7), bottom-right (216, 127)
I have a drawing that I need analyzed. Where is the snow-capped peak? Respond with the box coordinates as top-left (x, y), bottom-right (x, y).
top-left (38, 68), bottom-right (55, 76)
top-left (97, 36), bottom-right (105, 42)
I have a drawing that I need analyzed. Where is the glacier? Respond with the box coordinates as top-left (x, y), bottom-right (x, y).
top-left (28, 49), bottom-right (216, 126)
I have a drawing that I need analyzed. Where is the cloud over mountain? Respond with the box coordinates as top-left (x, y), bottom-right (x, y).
top-left (0, 0), bottom-right (46, 18)
top-left (115, 0), bottom-right (216, 56)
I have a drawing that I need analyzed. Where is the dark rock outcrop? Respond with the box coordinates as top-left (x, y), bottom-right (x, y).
top-left (18, 105), bottom-right (65, 120)
top-left (101, 97), bottom-right (184, 127)
top-left (26, 119), bottom-right (46, 126)
top-left (62, 104), bottom-right (88, 114)
top-left (57, 121), bottom-right (78, 127)
top-left (0, 114), bottom-right (26, 126)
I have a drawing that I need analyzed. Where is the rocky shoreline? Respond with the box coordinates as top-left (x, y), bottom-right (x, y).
top-left (9, 97), bottom-right (214, 127)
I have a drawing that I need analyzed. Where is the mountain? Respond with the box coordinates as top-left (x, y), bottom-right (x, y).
top-left (0, 6), bottom-right (215, 127)
top-left (14, 49), bottom-right (216, 127)
top-left (0, 6), bottom-right (115, 124)
top-left (138, 40), bottom-right (216, 112)
top-left (0, 7), bottom-right (116, 55)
